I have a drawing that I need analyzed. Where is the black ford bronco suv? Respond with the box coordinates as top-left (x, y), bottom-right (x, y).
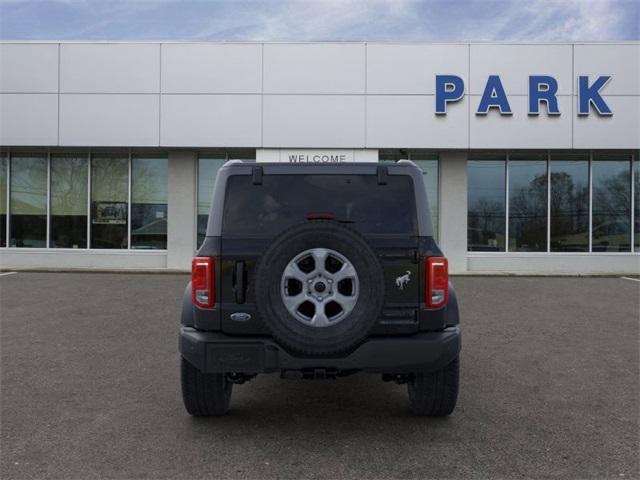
top-left (180, 160), bottom-right (460, 416)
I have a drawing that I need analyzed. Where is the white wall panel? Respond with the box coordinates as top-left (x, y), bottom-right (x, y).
top-left (161, 94), bottom-right (261, 147)
top-left (470, 44), bottom-right (573, 95)
top-left (367, 44), bottom-right (468, 94)
top-left (263, 95), bottom-right (364, 147)
top-left (264, 43), bottom-right (365, 94)
top-left (161, 44), bottom-right (261, 93)
top-left (469, 95), bottom-right (573, 149)
top-left (573, 96), bottom-right (640, 149)
top-left (366, 95), bottom-right (468, 148)
top-left (60, 43), bottom-right (160, 93)
top-left (59, 94), bottom-right (159, 146)
top-left (574, 44), bottom-right (640, 95)
top-left (0, 94), bottom-right (58, 145)
top-left (0, 250), bottom-right (167, 270)
top-left (439, 152), bottom-right (468, 273)
top-left (167, 150), bottom-right (196, 269)
top-left (0, 44), bottom-right (58, 93)
top-left (468, 253), bottom-right (640, 274)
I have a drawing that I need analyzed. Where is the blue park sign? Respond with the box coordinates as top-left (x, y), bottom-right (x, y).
top-left (435, 75), bottom-right (613, 116)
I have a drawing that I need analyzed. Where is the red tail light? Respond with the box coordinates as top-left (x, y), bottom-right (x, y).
top-left (192, 256), bottom-right (215, 309)
top-left (425, 256), bottom-right (448, 309)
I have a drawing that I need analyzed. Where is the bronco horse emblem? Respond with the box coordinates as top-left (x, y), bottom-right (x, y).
top-left (395, 270), bottom-right (411, 290)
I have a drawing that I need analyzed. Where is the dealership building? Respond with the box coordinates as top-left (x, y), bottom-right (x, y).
top-left (0, 41), bottom-right (638, 274)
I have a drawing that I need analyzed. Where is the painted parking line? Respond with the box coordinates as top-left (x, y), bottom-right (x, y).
top-left (0, 272), bottom-right (18, 277)
top-left (620, 276), bottom-right (640, 283)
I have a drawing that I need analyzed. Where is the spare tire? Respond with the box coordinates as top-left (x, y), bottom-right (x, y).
top-left (255, 221), bottom-right (384, 357)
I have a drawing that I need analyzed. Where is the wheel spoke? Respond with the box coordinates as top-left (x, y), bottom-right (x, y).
top-left (310, 306), bottom-right (331, 327)
top-left (333, 293), bottom-right (357, 312)
top-left (310, 248), bottom-right (329, 273)
top-left (333, 262), bottom-right (357, 282)
top-left (283, 262), bottom-right (307, 283)
top-left (281, 291), bottom-right (307, 311)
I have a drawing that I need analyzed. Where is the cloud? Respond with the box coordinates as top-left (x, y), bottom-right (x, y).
top-left (487, 0), bottom-right (637, 41)
top-left (0, 0), bottom-right (637, 41)
top-left (175, 0), bottom-right (640, 42)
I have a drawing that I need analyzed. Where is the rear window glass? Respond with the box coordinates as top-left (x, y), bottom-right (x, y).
top-left (222, 174), bottom-right (417, 235)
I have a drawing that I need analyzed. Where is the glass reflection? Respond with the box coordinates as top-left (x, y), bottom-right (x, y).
top-left (0, 155), bottom-right (6, 247)
top-left (468, 159), bottom-right (506, 251)
top-left (508, 156), bottom-right (547, 252)
top-left (197, 157), bottom-right (226, 248)
top-left (10, 154), bottom-right (47, 248)
top-left (592, 157), bottom-right (631, 252)
top-left (550, 156), bottom-right (589, 252)
top-left (131, 156), bottom-right (168, 249)
top-left (50, 155), bottom-right (88, 248)
top-left (222, 175), bottom-right (416, 235)
top-left (91, 155), bottom-right (128, 249)
top-left (635, 158), bottom-right (639, 251)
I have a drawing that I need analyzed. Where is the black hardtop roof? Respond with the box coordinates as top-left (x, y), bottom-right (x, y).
top-left (220, 159), bottom-right (421, 175)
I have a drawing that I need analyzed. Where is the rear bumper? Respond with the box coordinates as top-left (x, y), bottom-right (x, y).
top-left (179, 326), bottom-right (461, 374)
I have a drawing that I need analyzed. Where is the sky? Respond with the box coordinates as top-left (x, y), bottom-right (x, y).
top-left (0, 0), bottom-right (638, 42)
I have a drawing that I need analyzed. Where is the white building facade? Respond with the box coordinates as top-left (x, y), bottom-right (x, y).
top-left (0, 41), bottom-right (638, 273)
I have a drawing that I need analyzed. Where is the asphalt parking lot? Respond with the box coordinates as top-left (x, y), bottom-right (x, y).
top-left (1, 273), bottom-right (638, 480)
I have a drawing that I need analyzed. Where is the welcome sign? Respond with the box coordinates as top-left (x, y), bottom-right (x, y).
top-left (256, 149), bottom-right (378, 163)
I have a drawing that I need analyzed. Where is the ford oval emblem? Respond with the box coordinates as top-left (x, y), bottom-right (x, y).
top-left (230, 312), bottom-right (252, 322)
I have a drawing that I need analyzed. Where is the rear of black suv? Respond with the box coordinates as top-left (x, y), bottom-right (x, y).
top-left (180, 161), bottom-right (460, 416)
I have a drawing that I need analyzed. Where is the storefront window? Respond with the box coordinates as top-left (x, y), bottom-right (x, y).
top-left (468, 157), bottom-right (506, 251)
top-left (131, 156), bottom-right (168, 249)
top-left (91, 155), bottom-right (128, 249)
top-left (227, 149), bottom-right (257, 163)
top-left (197, 156), bottom-right (226, 248)
top-left (634, 156), bottom-right (639, 251)
top-left (508, 154), bottom-right (548, 252)
top-left (592, 154), bottom-right (631, 252)
top-left (379, 150), bottom-right (408, 162)
top-left (549, 154), bottom-right (589, 252)
top-left (10, 154), bottom-right (47, 248)
top-left (50, 155), bottom-right (88, 248)
top-left (0, 154), bottom-right (7, 247)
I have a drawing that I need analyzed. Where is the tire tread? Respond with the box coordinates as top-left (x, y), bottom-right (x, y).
top-left (408, 356), bottom-right (459, 416)
top-left (181, 358), bottom-right (232, 416)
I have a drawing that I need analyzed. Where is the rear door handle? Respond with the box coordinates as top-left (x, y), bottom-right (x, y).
top-left (233, 261), bottom-right (246, 304)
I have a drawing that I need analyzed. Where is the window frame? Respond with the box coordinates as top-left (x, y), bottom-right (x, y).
top-left (49, 153), bottom-right (89, 249)
top-left (8, 152), bottom-right (49, 248)
top-left (130, 153), bottom-right (169, 250)
top-left (468, 150), bottom-right (638, 255)
top-left (0, 152), bottom-right (8, 248)
top-left (467, 155), bottom-right (507, 252)
top-left (0, 148), bottom-right (168, 252)
top-left (590, 152), bottom-right (634, 253)
top-left (548, 154), bottom-right (590, 253)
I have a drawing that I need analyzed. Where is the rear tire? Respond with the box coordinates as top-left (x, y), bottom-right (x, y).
top-left (408, 356), bottom-right (459, 416)
top-left (181, 358), bottom-right (232, 416)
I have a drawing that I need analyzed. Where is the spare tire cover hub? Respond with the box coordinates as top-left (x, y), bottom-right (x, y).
top-left (281, 248), bottom-right (359, 328)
